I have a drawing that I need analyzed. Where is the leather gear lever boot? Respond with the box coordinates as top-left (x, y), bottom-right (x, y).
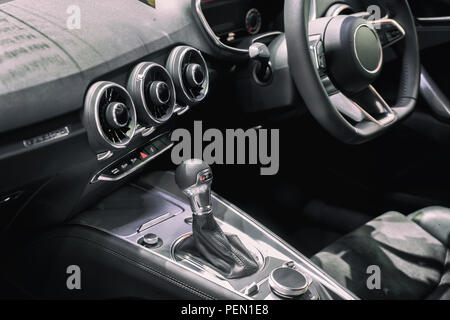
top-left (175, 159), bottom-right (259, 279)
top-left (191, 213), bottom-right (259, 279)
top-left (178, 213), bottom-right (259, 279)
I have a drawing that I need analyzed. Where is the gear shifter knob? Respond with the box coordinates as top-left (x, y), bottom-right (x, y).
top-left (175, 159), bottom-right (213, 215)
top-left (175, 159), bottom-right (259, 279)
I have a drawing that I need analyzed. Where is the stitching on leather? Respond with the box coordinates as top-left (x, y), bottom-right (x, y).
top-left (103, 248), bottom-right (215, 299)
top-left (211, 220), bottom-right (255, 271)
top-left (215, 226), bottom-right (246, 267)
top-left (227, 235), bottom-right (254, 271)
top-left (61, 235), bottom-right (216, 300)
top-left (200, 216), bottom-right (247, 268)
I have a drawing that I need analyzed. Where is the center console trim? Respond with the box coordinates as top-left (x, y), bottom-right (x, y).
top-left (74, 172), bottom-right (359, 300)
top-left (138, 211), bottom-right (175, 233)
top-left (211, 193), bottom-right (358, 300)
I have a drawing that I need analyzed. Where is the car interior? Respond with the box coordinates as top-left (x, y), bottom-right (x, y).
top-left (0, 0), bottom-right (450, 300)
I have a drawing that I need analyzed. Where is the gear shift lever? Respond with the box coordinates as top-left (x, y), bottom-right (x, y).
top-left (175, 159), bottom-right (213, 215)
top-left (175, 159), bottom-right (259, 279)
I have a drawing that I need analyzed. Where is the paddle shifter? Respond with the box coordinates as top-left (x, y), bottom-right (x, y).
top-left (175, 159), bottom-right (259, 279)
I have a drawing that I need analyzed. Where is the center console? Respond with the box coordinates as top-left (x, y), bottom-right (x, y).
top-left (72, 166), bottom-right (357, 300)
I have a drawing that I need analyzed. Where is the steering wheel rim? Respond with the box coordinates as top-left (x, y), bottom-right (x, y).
top-left (284, 0), bottom-right (420, 144)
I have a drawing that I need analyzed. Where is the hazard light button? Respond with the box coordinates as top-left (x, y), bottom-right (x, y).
top-left (139, 151), bottom-right (149, 160)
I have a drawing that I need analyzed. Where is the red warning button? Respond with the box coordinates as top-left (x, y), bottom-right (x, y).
top-left (139, 151), bottom-right (148, 159)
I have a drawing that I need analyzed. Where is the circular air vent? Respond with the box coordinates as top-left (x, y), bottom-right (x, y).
top-left (84, 81), bottom-right (137, 151)
top-left (166, 46), bottom-right (209, 106)
top-left (127, 62), bottom-right (176, 126)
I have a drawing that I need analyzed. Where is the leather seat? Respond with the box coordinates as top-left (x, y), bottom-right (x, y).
top-left (311, 206), bottom-right (450, 300)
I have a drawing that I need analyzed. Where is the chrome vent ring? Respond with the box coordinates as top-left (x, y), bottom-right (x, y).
top-left (127, 62), bottom-right (176, 126)
top-left (166, 46), bottom-right (209, 106)
top-left (84, 81), bottom-right (137, 151)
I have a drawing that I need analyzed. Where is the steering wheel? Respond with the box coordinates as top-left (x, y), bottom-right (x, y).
top-left (284, 0), bottom-right (420, 144)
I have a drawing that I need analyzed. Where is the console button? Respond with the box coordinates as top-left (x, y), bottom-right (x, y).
top-left (268, 267), bottom-right (310, 298)
top-left (143, 233), bottom-right (160, 246)
top-left (160, 132), bottom-right (172, 145)
top-left (144, 144), bottom-right (158, 155)
top-left (120, 162), bottom-right (130, 171)
top-left (243, 282), bottom-right (259, 296)
top-left (152, 138), bottom-right (166, 151)
top-left (108, 167), bottom-right (121, 176)
top-left (139, 150), bottom-right (150, 160)
top-left (129, 154), bottom-right (140, 166)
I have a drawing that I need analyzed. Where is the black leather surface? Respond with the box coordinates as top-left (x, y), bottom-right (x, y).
top-left (2, 225), bottom-right (245, 300)
top-left (178, 213), bottom-right (259, 279)
top-left (383, 0), bottom-right (421, 118)
top-left (311, 208), bottom-right (450, 300)
top-left (410, 206), bottom-right (450, 247)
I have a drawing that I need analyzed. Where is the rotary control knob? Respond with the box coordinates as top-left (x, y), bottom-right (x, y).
top-left (149, 81), bottom-right (171, 107)
top-left (105, 102), bottom-right (130, 129)
top-left (268, 267), bottom-right (311, 298)
top-left (185, 63), bottom-right (205, 88)
top-left (143, 233), bottom-right (159, 246)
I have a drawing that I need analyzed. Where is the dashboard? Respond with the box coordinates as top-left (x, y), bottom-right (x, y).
top-left (0, 0), bottom-right (288, 232)
top-left (0, 0), bottom-right (218, 228)
top-left (0, 0), bottom-right (416, 235)
top-left (200, 0), bottom-right (284, 47)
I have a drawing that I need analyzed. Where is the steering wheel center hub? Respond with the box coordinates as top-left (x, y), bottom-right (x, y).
top-left (324, 16), bottom-right (383, 93)
top-left (354, 25), bottom-right (382, 73)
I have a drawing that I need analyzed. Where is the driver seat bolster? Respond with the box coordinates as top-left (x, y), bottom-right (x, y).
top-left (311, 207), bottom-right (450, 300)
top-left (409, 206), bottom-right (450, 247)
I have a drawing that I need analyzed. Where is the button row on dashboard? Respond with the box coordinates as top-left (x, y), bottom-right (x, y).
top-left (91, 132), bottom-right (173, 183)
